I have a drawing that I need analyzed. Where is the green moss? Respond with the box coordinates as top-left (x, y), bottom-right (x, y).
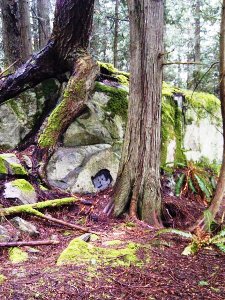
top-left (11, 179), bottom-right (34, 192)
top-left (0, 274), bottom-right (6, 284)
top-left (98, 62), bottom-right (129, 86)
top-left (0, 197), bottom-right (78, 217)
top-left (9, 247), bottom-right (28, 264)
top-left (0, 157), bottom-right (7, 174)
top-left (57, 238), bottom-right (143, 267)
top-left (95, 82), bottom-right (128, 121)
top-left (38, 78), bottom-right (86, 148)
top-left (98, 62), bottom-right (117, 73)
top-left (114, 74), bottom-right (129, 86)
top-left (10, 163), bottom-right (27, 175)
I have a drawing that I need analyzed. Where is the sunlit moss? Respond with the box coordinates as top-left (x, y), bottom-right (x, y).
top-left (9, 247), bottom-right (28, 264)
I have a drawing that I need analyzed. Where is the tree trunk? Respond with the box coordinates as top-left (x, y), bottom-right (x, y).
top-left (0, 0), bottom-right (95, 105)
top-left (0, 0), bottom-right (32, 68)
top-left (113, 0), bottom-right (164, 226)
top-left (194, 0), bottom-right (201, 64)
top-left (37, 0), bottom-right (51, 48)
top-left (192, 0), bottom-right (225, 232)
top-left (31, 0), bottom-right (40, 51)
top-left (113, 0), bottom-right (119, 69)
top-left (19, 0), bottom-right (32, 61)
top-left (207, 0), bottom-right (225, 220)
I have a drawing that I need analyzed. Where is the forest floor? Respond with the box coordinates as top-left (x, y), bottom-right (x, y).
top-left (0, 188), bottom-right (225, 300)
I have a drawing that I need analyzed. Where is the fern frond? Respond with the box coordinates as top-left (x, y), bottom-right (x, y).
top-left (215, 243), bottom-right (225, 253)
top-left (175, 173), bottom-right (185, 196)
top-left (194, 174), bottom-right (211, 199)
top-left (211, 227), bottom-right (225, 240)
top-left (182, 242), bottom-right (198, 255)
top-left (203, 210), bottom-right (214, 232)
top-left (188, 178), bottom-right (197, 193)
top-left (156, 228), bottom-right (192, 239)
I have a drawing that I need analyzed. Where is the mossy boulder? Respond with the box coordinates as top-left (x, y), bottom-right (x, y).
top-left (0, 79), bottom-right (59, 150)
top-left (0, 153), bottom-right (27, 176)
top-left (4, 179), bottom-right (37, 205)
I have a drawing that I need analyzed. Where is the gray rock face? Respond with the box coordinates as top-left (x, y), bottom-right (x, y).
top-left (0, 90), bottom-right (45, 149)
top-left (11, 217), bottom-right (39, 237)
top-left (47, 144), bottom-right (120, 193)
top-left (0, 225), bottom-right (11, 242)
top-left (0, 153), bottom-right (27, 176)
top-left (63, 92), bottom-right (124, 147)
top-left (4, 179), bottom-right (37, 204)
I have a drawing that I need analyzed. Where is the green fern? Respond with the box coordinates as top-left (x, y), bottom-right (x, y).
top-left (188, 178), bottom-right (197, 193)
top-left (156, 228), bottom-right (192, 239)
top-left (194, 174), bottom-right (211, 199)
top-left (182, 242), bottom-right (198, 255)
top-left (214, 243), bottom-right (225, 253)
top-left (175, 173), bottom-right (185, 196)
top-left (203, 210), bottom-right (214, 232)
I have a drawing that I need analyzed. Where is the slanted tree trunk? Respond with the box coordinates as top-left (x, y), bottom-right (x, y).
top-left (206, 0), bottom-right (225, 221)
top-left (0, 0), bottom-right (96, 104)
top-left (37, 0), bottom-right (51, 48)
top-left (113, 0), bottom-right (164, 226)
top-left (0, 0), bottom-right (98, 185)
top-left (0, 0), bottom-right (32, 68)
top-left (194, 0), bottom-right (225, 232)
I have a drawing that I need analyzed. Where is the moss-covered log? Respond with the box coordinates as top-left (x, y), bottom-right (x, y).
top-left (0, 197), bottom-right (78, 217)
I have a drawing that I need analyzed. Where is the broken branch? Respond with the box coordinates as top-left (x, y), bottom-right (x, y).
top-left (0, 240), bottom-right (59, 248)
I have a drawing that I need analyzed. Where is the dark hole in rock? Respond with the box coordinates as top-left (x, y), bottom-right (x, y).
top-left (91, 169), bottom-right (113, 191)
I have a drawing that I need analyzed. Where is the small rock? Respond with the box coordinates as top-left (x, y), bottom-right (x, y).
top-left (4, 179), bottom-right (37, 204)
top-left (0, 153), bottom-right (27, 176)
top-left (11, 217), bottom-right (39, 237)
top-left (0, 225), bottom-right (11, 242)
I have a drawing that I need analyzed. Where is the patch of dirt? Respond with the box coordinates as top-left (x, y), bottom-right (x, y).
top-left (0, 188), bottom-right (225, 299)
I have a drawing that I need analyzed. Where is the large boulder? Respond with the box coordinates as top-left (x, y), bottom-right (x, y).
top-left (47, 144), bottom-right (120, 193)
top-left (0, 79), bottom-right (59, 150)
top-left (63, 90), bottom-right (125, 147)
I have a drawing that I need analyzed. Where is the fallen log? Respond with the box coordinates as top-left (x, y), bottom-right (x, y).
top-left (0, 240), bottom-right (59, 247)
top-left (0, 197), bottom-right (79, 217)
top-left (0, 197), bottom-right (97, 234)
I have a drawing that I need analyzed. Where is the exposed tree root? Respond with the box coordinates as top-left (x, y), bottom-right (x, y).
top-left (0, 240), bottom-right (59, 248)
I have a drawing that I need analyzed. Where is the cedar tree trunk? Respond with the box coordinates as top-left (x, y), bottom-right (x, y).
top-left (113, 0), bottom-right (164, 226)
top-left (206, 0), bottom-right (225, 221)
top-left (0, 0), bottom-right (32, 68)
top-left (37, 0), bottom-right (51, 48)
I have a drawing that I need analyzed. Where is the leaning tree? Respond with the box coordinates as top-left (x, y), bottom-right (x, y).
top-left (0, 0), bottom-right (99, 180)
top-left (113, 0), bottom-right (164, 226)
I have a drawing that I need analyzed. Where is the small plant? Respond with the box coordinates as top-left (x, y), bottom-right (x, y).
top-left (157, 223), bottom-right (225, 255)
top-left (175, 161), bottom-right (217, 204)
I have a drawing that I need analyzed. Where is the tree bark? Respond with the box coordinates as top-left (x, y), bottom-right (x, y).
top-left (113, 0), bottom-right (164, 226)
top-left (0, 0), bottom-right (95, 104)
top-left (207, 0), bottom-right (225, 220)
top-left (19, 0), bottom-right (32, 61)
top-left (0, 0), bottom-right (32, 68)
top-left (113, 0), bottom-right (119, 69)
top-left (37, 0), bottom-right (51, 48)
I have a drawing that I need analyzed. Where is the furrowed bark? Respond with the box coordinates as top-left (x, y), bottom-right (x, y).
top-left (113, 0), bottom-right (163, 226)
